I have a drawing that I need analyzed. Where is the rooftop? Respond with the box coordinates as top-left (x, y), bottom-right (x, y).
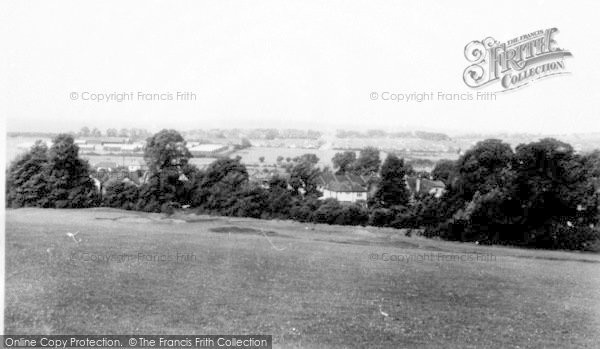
top-left (317, 172), bottom-right (370, 193)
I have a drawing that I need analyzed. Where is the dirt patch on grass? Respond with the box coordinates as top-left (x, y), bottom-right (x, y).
top-left (316, 238), bottom-right (419, 249)
top-left (510, 254), bottom-right (600, 264)
top-left (210, 226), bottom-right (287, 238)
top-left (182, 217), bottom-right (222, 223)
top-left (95, 215), bottom-right (187, 224)
top-left (95, 216), bottom-right (137, 221)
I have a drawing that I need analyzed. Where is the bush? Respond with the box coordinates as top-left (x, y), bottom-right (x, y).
top-left (313, 199), bottom-right (342, 224)
top-left (337, 203), bottom-right (369, 226)
top-left (290, 197), bottom-right (322, 222)
top-left (389, 205), bottom-right (413, 229)
top-left (224, 185), bottom-right (269, 218)
top-left (103, 180), bottom-right (140, 210)
top-left (526, 220), bottom-right (600, 251)
top-left (369, 208), bottom-right (394, 227)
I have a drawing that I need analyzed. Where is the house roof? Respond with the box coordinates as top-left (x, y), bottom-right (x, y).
top-left (248, 170), bottom-right (290, 182)
top-left (406, 176), bottom-right (446, 194)
top-left (95, 162), bottom-right (118, 169)
top-left (420, 179), bottom-right (446, 192)
top-left (317, 172), bottom-right (369, 193)
top-left (97, 170), bottom-right (142, 185)
top-left (81, 137), bottom-right (129, 144)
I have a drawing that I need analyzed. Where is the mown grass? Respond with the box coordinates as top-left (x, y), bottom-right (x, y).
top-left (5, 208), bottom-right (600, 348)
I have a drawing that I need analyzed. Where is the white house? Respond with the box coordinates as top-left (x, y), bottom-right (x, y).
top-left (406, 177), bottom-right (446, 198)
top-left (317, 173), bottom-right (370, 203)
top-left (128, 160), bottom-right (147, 172)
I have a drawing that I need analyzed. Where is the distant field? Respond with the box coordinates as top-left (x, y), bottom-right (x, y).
top-left (6, 136), bottom-right (457, 171)
top-left (6, 208), bottom-right (600, 348)
top-left (230, 147), bottom-right (341, 168)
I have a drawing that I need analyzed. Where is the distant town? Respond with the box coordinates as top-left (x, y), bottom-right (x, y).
top-left (8, 127), bottom-right (600, 207)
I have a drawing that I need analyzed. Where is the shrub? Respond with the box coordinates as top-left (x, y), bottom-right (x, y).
top-left (103, 180), bottom-right (140, 210)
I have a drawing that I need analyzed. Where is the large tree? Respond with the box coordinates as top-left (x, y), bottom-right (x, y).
top-left (512, 138), bottom-right (598, 230)
top-left (6, 141), bottom-right (49, 207)
top-left (91, 127), bottom-right (102, 137)
top-left (266, 175), bottom-right (294, 218)
top-left (143, 129), bottom-right (192, 174)
top-left (353, 147), bottom-right (381, 175)
top-left (78, 126), bottom-right (90, 137)
top-left (370, 154), bottom-right (410, 208)
top-left (137, 130), bottom-right (193, 212)
top-left (43, 134), bottom-right (97, 208)
top-left (332, 151), bottom-right (356, 174)
top-left (432, 159), bottom-right (456, 184)
top-left (454, 139), bottom-right (514, 200)
top-left (289, 157), bottom-right (321, 197)
top-left (194, 158), bottom-right (249, 209)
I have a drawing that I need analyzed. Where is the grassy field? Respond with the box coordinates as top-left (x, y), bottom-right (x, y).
top-left (230, 147), bottom-right (341, 168)
top-left (5, 208), bottom-right (600, 348)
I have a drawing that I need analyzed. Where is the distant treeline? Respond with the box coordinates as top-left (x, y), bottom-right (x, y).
top-left (6, 131), bottom-right (600, 251)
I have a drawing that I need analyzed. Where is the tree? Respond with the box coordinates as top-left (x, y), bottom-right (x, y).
top-left (103, 180), bottom-right (139, 210)
top-left (289, 158), bottom-right (321, 197)
top-left (6, 141), bottom-right (49, 207)
top-left (512, 139), bottom-right (598, 236)
top-left (432, 159), bottom-right (456, 184)
top-left (91, 128), bottom-right (102, 137)
top-left (240, 138), bottom-right (252, 148)
top-left (266, 175), bottom-right (294, 218)
top-left (43, 134), bottom-right (97, 208)
top-left (353, 147), bottom-right (381, 175)
top-left (337, 203), bottom-right (369, 226)
top-left (193, 158), bottom-right (249, 210)
top-left (332, 151), bottom-right (356, 174)
top-left (79, 127), bottom-right (90, 137)
top-left (369, 207), bottom-right (394, 227)
top-left (129, 128), bottom-right (151, 141)
top-left (426, 137), bottom-right (600, 250)
top-left (6, 136), bottom-right (98, 208)
top-left (370, 154), bottom-right (410, 208)
top-left (106, 128), bottom-right (118, 137)
top-left (582, 150), bottom-right (600, 179)
top-left (137, 130), bottom-right (193, 211)
top-left (290, 196), bottom-right (322, 222)
top-left (454, 139), bottom-right (514, 200)
top-left (313, 198), bottom-right (343, 224)
top-left (143, 129), bottom-right (192, 174)
top-left (297, 153), bottom-right (319, 165)
top-left (259, 156), bottom-right (265, 163)
top-left (265, 129), bottom-right (279, 140)
top-left (224, 184), bottom-right (269, 218)
top-left (366, 129), bottom-right (386, 137)
top-left (118, 128), bottom-right (129, 137)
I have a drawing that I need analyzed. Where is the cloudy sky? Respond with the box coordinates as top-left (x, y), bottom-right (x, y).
top-left (2, 0), bottom-right (599, 134)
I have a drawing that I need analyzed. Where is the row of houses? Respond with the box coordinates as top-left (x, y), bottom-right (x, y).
top-left (78, 139), bottom-right (230, 155)
top-left (92, 161), bottom-right (446, 204)
top-left (75, 139), bottom-right (144, 153)
top-left (94, 161), bottom-right (147, 172)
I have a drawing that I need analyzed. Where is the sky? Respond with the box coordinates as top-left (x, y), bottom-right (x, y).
top-left (2, 0), bottom-right (600, 135)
